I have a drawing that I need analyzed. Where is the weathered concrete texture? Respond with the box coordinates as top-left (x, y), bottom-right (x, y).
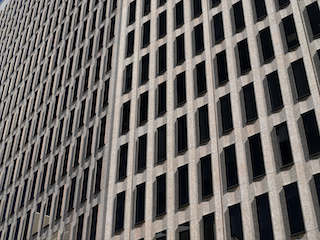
top-left (0, 0), bottom-right (320, 240)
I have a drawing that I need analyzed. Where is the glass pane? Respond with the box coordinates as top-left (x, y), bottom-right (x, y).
top-left (233, 1), bottom-right (245, 32)
top-left (225, 144), bottom-right (238, 188)
top-left (267, 71), bottom-right (283, 111)
top-left (284, 182), bottom-right (305, 235)
top-left (249, 134), bottom-right (265, 178)
top-left (229, 203), bottom-right (244, 240)
top-left (256, 193), bottom-right (274, 240)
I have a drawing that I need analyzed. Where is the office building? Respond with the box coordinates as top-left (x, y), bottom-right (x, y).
top-left (0, 0), bottom-right (320, 239)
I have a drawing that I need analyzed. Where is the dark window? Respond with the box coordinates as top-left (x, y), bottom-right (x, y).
top-left (278, 0), bottom-right (290, 9)
top-left (73, 30), bottom-right (78, 50)
top-left (61, 145), bottom-right (70, 176)
top-left (156, 231), bottom-right (167, 240)
top-left (211, 0), bottom-right (221, 7)
top-left (82, 20), bottom-right (87, 41)
top-left (233, 1), bottom-right (245, 32)
top-left (224, 144), bottom-right (239, 188)
top-left (196, 61), bottom-right (207, 96)
top-left (158, 44), bottom-right (167, 75)
top-left (86, 126), bottom-right (93, 157)
top-left (137, 134), bottom-right (147, 171)
top-left (254, 0), bottom-right (267, 21)
top-left (50, 155), bottom-right (59, 184)
top-left (291, 58), bottom-right (310, 99)
top-left (90, 90), bottom-right (97, 117)
top-left (106, 46), bottom-right (113, 71)
top-left (144, 0), bottom-right (150, 15)
top-left (216, 50), bottom-right (228, 85)
top-left (94, 158), bottom-right (102, 193)
top-left (213, 12), bottom-right (224, 43)
top-left (22, 211), bottom-right (31, 240)
top-left (99, 116), bottom-right (107, 148)
top-left (139, 92), bottom-right (148, 124)
top-left (159, 0), bottom-right (166, 6)
top-left (81, 167), bottom-right (89, 202)
top-left (179, 222), bottom-right (190, 240)
top-left (18, 153), bottom-right (25, 178)
top-left (142, 21), bottom-right (150, 47)
top-left (68, 177), bottom-right (76, 210)
top-left (20, 179), bottom-right (28, 208)
top-left (267, 71), bottom-right (283, 111)
top-left (13, 217), bottom-right (20, 240)
top-left (249, 134), bottom-right (265, 178)
top-left (198, 105), bottom-right (210, 144)
top-left (178, 164), bottom-right (189, 207)
top-left (203, 213), bottom-right (215, 240)
top-left (135, 183), bottom-right (145, 224)
top-left (237, 39), bottom-right (251, 74)
top-left (103, 80), bottom-right (110, 107)
top-left (284, 182), bottom-right (305, 235)
top-left (259, 27), bottom-right (275, 63)
top-left (27, 144), bottom-right (35, 170)
top-left (195, 24), bottom-right (204, 54)
top-left (118, 143), bottom-right (128, 180)
top-left (76, 214), bottom-right (84, 240)
top-left (157, 125), bottom-right (167, 162)
top-left (95, 57), bottom-right (101, 81)
top-left (229, 203), bottom-right (244, 240)
top-left (177, 115), bottom-right (188, 153)
top-left (109, 17), bottom-right (116, 39)
top-left (177, 72), bottom-right (186, 106)
top-left (156, 174), bottom-right (166, 216)
top-left (29, 171), bottom-right (38, 200)
top-left (54, 48), bottom-right (60, 68)
top-left (282, 14), bottom-right (299, 51)
top-left (128, 1), bottom-right (136, 25)
top-left (301, 110), bottom-right (320, 156)
top-left (52, 95), bottom-right (59, 119)
top-left (63, 86), bottom-right (69, 111)
top-left (275, 123), bottom-right (293, 166)
top-left (121, 101), bottom-right (131, 134)
top-left (126, 30), bottom-right (135, 57)
top-left (158, 82), bottom-right (166, 115)
top-left (112, 0), bottom-right (117, 10)
top-left (158, 11), bottom-right (166, 38)
top-left (314, 174), bottom-right (320, 206)
top-left (220, 94), bottom-right (233, 133)
top-left (306, 2), bottom-right (320, 38)
top-left (124, 63), bottom-right (133, 93)
top-left (99, 27), bottom-right (104, 49)
top-left (87, 37), bottom-right (94, 60)
top-left (200, 155), bottom-right (213, 198)
top-left (2, 193), bottom-right (10, 218)
top-left (74, 136), bottom-right (81, 167)
top-left (86, 0), bottom-right (91, 14)
top-left (115, 191), bottom-right (125, 232)
top-left (141, 54), bottom-right (149, 84)
top-left (176, 34), bottom-right (185, 65)
top-left (56, 186), bottom-right (64, 219)
top-left (256, 193), bottom-right (274, 240)
top-left (176, 1), bottom-right (184, 28)
top-left (83, 67), bottom-right (90, 92)
top-left (73, 77), bottom-right (79, 101)
top-left (243, 83), bottom-right (258, 123)
top-left (90, 205), bottom-right (98, 240)
top-left (193, 0), bottom-right (202, 17)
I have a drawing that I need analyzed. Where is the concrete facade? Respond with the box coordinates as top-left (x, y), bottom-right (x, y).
top-left (0, 0), bottom-right (320, 240)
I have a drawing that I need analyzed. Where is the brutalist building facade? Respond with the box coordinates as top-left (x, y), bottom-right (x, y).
top-left (1, 0), bottom-right (320, 239)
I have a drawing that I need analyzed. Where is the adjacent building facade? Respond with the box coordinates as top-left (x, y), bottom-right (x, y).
top-left (1, 0), bottom-right (320, 239)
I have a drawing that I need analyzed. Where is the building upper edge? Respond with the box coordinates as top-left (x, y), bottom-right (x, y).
top-left (0, 0), bottom-right (11, 12)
